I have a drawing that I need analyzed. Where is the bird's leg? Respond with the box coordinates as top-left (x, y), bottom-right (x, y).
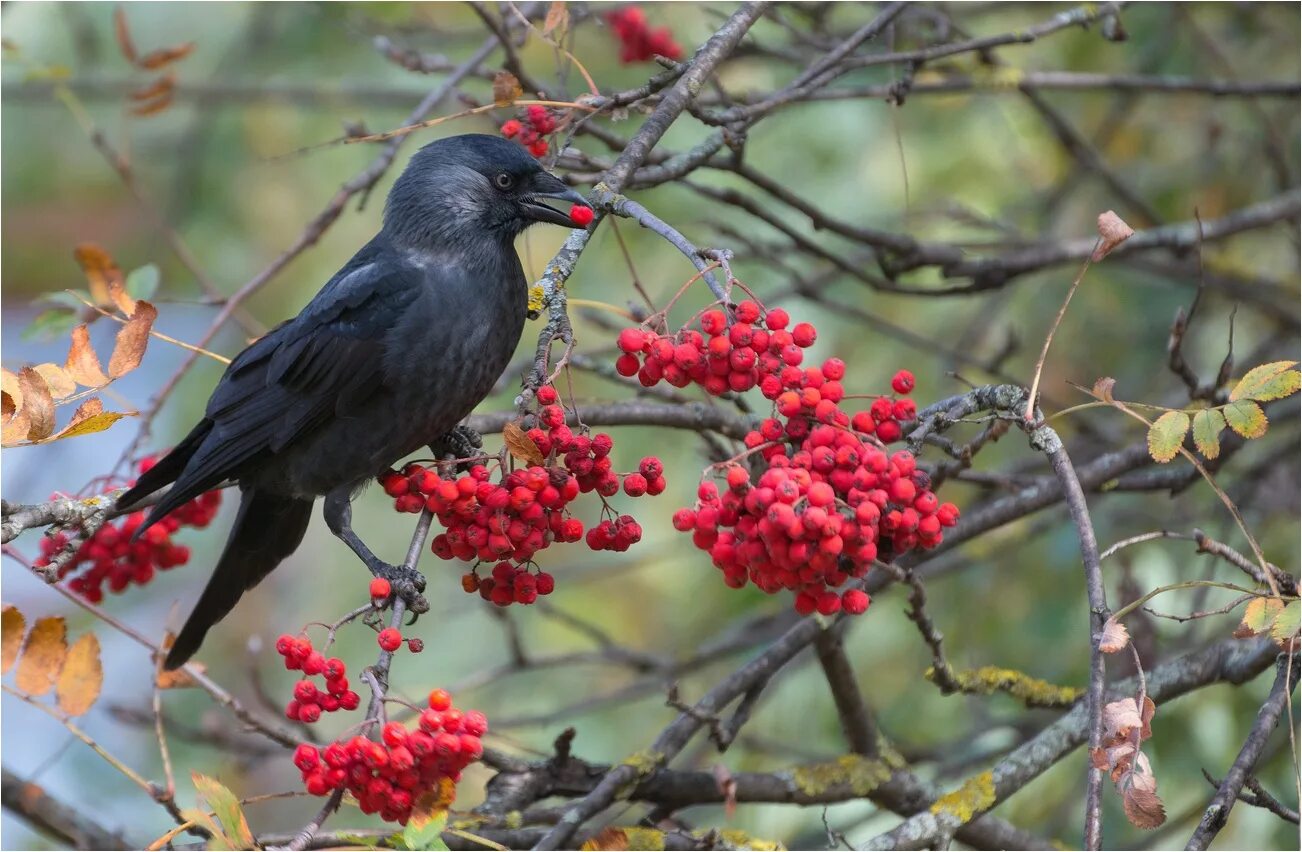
top-left (428, 424), bottom-right (483, 470)
top-left (323, 488), bottom-right (428, 614)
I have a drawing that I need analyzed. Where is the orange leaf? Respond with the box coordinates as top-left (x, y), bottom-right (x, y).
top-left (128, 72), bottom-right (175, 103)
top-left (73, 243), bottom-right (123, 307)
top-left (2, 605), bottom-right (26, 674)
top-left (65, 325), bottom-right (111, 387)
top-left (581, 828), bottom-right (629, 851)
top-left (33, 363), bottom-right (76, 399)
top-left (56, 633), bottom-right (103, 716)
top-left (129, 91), bottom-right (175, 117)
top-left (156, 661), bottom-right (204, 690)
top-left (113, 7), bottom-right (138, 64)
top-left (2, 410), bottom-right (31, 446)
top-left (493, 70), bottom-right (524, 107)
top-left (503, 421), bottom-right (546, 466)
top-left (15, 616), bottom-right (67, 696)
top-left (45, 398), bottom-right (130, 443)
top-left (2, 368), bottom-right (22, 411)
top-left (136, 42), bottom-right (195, 70)
top-left (108, 301), bottom-right (157, 378)
top-left (17, 367), bottom-right (55, 441)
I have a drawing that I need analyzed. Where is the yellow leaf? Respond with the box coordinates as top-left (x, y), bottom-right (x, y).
top-left (44, 399), bottom-right (130, 443)
top-left (17, 367), bottom-right (55, 441)
top-left (56, 633), bottom-right (102, 716)
top-left (1240, 597), bottom-right (1284, 635)
top-left (73, 243), bottom-right (123, 307)
top-left (503, 421), bottom-right (546, 466)
top-left (2, 605), bottom-right (26, 674)
top-left (32, 364), bottom-right (75, 399)
top-left (15, 616), bottom-right (67, 696)
top-left (65, 325), bottom-right (110, 387)
top-left (492, 70), bottom-right (524, 107)
top-left (108, 300), bottom-right (157, 379)
top-left (1229, 360), bottom-right (1300, 402)
top-left (1270, 602), bottom-right (1300, 645)
top-left (1145, 410), bottom-right (1189, 463)
top-left (1223, 400), bottom-right (1267, 440)
top-left (1190, 408), bottom-right (1225, 460)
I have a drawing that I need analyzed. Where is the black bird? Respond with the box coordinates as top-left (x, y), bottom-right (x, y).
top-left (116, 134), bottom-right (586, 670)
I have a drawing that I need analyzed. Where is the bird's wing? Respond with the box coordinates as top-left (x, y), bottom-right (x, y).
top-left (168, 252), bottom-right (421, 497)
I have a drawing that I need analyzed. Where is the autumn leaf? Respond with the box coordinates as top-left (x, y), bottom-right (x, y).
top-left (73, 243), bottom-right (123, 307)
top-left (1145, 410), bottom-right (1189, 463)
top-left (1269, 602), bottom-right (1299, 647)
top-left (113, 7), bottom-right (138, 64)
top-left (33, 363), bottom-right (76, 399)
top-left (1190, 408), bottom-right (1225, 460)
top-left (2, 605), bottom-right (26, 674)
top-left (129, 90), bottom-right (175, 117)
top-left (714, 763), bottom-right (737, 819)
top-left (1222, 400), bottom-right (1267, 440)
top-left (1098, 616), bottom-right (1130, 654)
top-left (108, 300), bottom-right (157, 378)
top-left (15, 616), bottom-right (67, 696)
top-left (1091, 376), bottom-right (1116, 403)
top-left (128, 72), bottom-right (175, 104)
top-left (56, 633), bottom-right (103, 716)
top-left (1092, 210), bottom-right (1134, 261)
top-left (137, 42), bottom-right (195, 70)
top-left (2, 410), bottom-right (31, 446)
top-left (65, 325), bottom-right (111, 387)
top-left (46, 397), bottom-right (129, 442)
top-left (1119, 754), bottom-right (1166, 830)
top-left (543, 1), bottom-right (570, 38)
top-left (1239, 596), bottom-right (1284, 636)
top-left (2, 368), bottom-right (22, 411)
top-left (156, 660), bottom-right (205, 690)
top-left (17, 367), bottom-right (55, 441)
top-left (1229, 360), bottom-right (1300, 402)
top-left (581, 828), bottom-right (629, 851)
top-left (192, 773), bottom-right (255, 850)
top-left (492, 70), bottom-right (524, 107)
top-left (503, 421), bottom-right (546, 466)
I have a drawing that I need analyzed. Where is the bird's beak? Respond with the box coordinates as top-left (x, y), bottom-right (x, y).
top-left (521, 174), bottom-right (588, 227)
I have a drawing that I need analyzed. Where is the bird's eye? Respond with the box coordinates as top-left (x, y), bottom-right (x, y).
top-left (493, 172), bottom-right (514, 191)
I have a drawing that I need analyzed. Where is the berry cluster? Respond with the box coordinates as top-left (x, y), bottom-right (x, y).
top-left (378, 387), bottom-right (662, 607)
top-left (618, 302), bottom-right (959, 616)
top-left (500, 105), bottom-right (557, 159)
top-left (605, 6), bottom-right (683, 63)
top-left (36, 456), bottom-right (222, 603)
top-left (276, 633), bottom-right (362, 722)
top-left (293, 688), bottom-right (486, 825)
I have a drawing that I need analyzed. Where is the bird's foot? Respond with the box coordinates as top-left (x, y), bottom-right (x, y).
top-left (370, 561), bottom-right (430, 615)
top-left (430, 425), bottom-right (484, 469)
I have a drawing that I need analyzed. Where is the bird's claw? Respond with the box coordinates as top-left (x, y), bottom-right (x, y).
top-left (370, 562), bottom-right (429, 614)
top-left (430, 425), bottom-right (483, 469)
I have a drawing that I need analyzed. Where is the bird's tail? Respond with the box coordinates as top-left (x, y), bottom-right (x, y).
top-left (116, 420), bottom-right (213, 530)
top-left (164, 489), bottom-right (313, 670)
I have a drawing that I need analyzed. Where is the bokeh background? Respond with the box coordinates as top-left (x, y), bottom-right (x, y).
top-left (2, 2), bottom-right (1299, 849)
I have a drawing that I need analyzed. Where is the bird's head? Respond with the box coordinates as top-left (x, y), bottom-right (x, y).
top-left (383, 133), bottom-right (588, 248)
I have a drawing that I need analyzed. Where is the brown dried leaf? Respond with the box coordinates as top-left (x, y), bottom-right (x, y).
top-left (137, 42), bottom-right (195, 70)
top-left (1093, 210), bottom-right (1135, 261)
top-left (156, 661), bottom-right (204, 689)
top-left (1101, 696), bottom-right (1154, 746)
top-left (492, 70), bottom-right (524, 107)
top-left (1120, 758), bottom-right (1166, 830)
top-left (17, 367), bottom-right (55, 441)
top-left (503, 421), bottom-right (546, 466)
top-left (1092, 376), bottom-right (1116, 403)
top-left (2, 605), bottom-right (26, 674)
top-left (581, 828), bottom-right (629, 851)
top-left (65, 325), bottom-right (111, 387)
top-left (2, 410), bottom-right (31, 446)
top-left (129, 90), bottom-right (175, 117)
top-left (1099, 616), bottom-right (1130, 654)
top-left (1, 393), bottom-right (12, 420)
top-left (15, 616), bottom-right (67, 696)
top-left (33, 363), bottom-right (76, 399)
top-left (56, 633), bottom-right (103, 716)
top-left (714, 763), bottom-right (737, 819)
top-left (113, 7), bottom-right (138, 64)
top-left (128, 72), bottom-right (175, 103)
top-left (543, 1), bottom-right (570, 38)
top-left (73, 243), bottom-right (123, 307)
top-left (2, 368), bottom-right (22, 411)
top-left (108, 301), bottom-right (157, 378)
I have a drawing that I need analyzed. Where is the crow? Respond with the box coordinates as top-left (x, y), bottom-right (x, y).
top-left (116, 134), bottom-right (586, 670)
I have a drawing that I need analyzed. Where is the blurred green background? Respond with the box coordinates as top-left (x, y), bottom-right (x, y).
top-left (2, 3), bottom-right (1298, 849)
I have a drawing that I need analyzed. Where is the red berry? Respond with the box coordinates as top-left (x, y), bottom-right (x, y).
top-left (570, 204), bottom-right (595, 227)
top-left (764, 308), bottom-right (789, 330)
top-left (370, 577), bottom-right (391, 600)
top-left (377, 628), bottom-right (402, 652)
top-left (842, 589), bottom-right (871, 615)
top-left (537, 385), bottom-right (559, 405)
top-left (792, 322), bottom-right (817, 347)
top-left (891, 370), bottom-right (915, 394)
top-left (500, 119), bottom-right (523, 138)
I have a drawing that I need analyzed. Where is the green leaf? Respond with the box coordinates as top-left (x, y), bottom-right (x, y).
top-left (1223, 400), bottom-right (1268, 439)
top-left (402, 808), bottom-right (449, 851)
top-left (1270, 602), bottom-right (1299, 644)
top-left (1230, 361), bottom-right (1300, 402)
top-left (1146, 411), bottom-right (1189, 463)
top-left (21, 308), bottom-right (79, 341)
top-left (180, 809), bottom-right (230, 851)
top-left (1191, 409), bottom-right (1226, 460)
top-left (125, 263), bottom-right (160, 301)
top-left (192, 773), bottom-right (255, 850)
